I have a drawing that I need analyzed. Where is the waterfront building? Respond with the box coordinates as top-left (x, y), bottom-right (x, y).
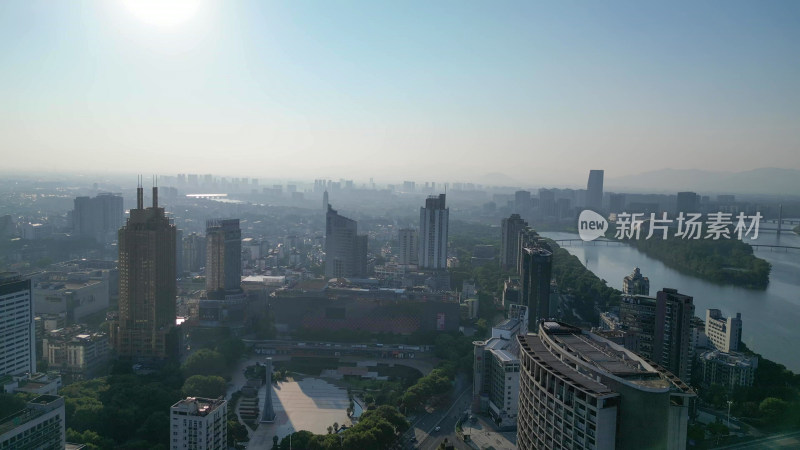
top-left (622, 267), bottom-right (649, 296)
top-left (520, 244), bottom-right (552, 332)
top-left (697, 350), bottom-right (758, 389)
top-left (501, 214), bottom-right (528, 270)
top-left (654, 288), bottom-right (695, 382)
top-left (618, 295), bottom-right (657, 359)
top-left (586, 170), bottom-right (604, 211)
top-left (517, 321), bottom-right (694, 450)
top-left (705, 309), bottom-right (742, 353)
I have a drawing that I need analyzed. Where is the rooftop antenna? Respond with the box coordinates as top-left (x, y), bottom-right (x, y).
top-left (136, 175), bottom-right (144, 209)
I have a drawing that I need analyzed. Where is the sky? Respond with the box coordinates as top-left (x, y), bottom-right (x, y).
top-left (1, 1), bottom-right (799, 185)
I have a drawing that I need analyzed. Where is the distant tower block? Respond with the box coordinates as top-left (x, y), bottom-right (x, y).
top-left (261, 357), bottom-right (276, 423)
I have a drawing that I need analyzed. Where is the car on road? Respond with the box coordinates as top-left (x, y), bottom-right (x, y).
top-left (434, 426), bottom-right (441, 432)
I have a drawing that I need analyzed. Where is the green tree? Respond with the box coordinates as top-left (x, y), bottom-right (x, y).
top-left (182, 349), bottom-right (227, 378)
top-left (216, 338), bottom-right (246, 367)
top-left (182, 375), bottom-right (227, 398)
top-left (759, 397), bottom-right (789, 420)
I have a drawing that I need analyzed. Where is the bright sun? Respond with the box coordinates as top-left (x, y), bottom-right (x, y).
top-left (121, 0), bottom-right (202, 28)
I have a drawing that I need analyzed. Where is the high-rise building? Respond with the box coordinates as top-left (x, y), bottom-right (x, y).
top-left (170, 397), bottom-right (227, 450)
top-left (697, 350), bottom-right (758, 389)
top-left (537, 189), bottom-right (556, 218)
top-left (325, 205), bottom-right (367, 278)
top-left (520, 243), bottom-right (552, 331)
top-left (182, 232), bottom-right (207, 274)
top-left (676, 192), bottom-right (699, 214)
top-left (0, 272), bottom-right (36, 375)
top-left (514, 190), bottom-right (531, 218)
top-left (418, 194), bottom-right (449, 270)
top-left (609, 193), bottom-right (626, 213)
top-left (205, 219), bottom-right (242, 297)
top-left (112, 185), bottom-right (177, 361)
top-left (587, 169), bottom-right (604, 211)
top-left (322, 190), bottom-right (329, 212)
top-left (73, 193), bottom-right (124, 243)
top-left (500, 214), bottom-right (528, 270)
top-left (0, 395), bottom-right (65, 449)
top-left (622, 267), bottom-right (650, 296)
top-left (398, 228), bottom-right (418, 266)
top-left (517, 321), bottom-right (694, 450)
top-left (654, 288), bottom-right (695, 382)
top-left (705, 309), bottom-right (742, 353)
top-left (618, 294), bottom-right (657, 359)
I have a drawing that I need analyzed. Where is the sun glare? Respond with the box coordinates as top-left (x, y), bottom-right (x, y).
top-left (121, 0), bottom-right (202, 28)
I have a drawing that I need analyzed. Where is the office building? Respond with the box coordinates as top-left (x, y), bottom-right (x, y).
top-left (0, 395), bottom-right (65, 449)
top-left (517, 321), bottom-right (694, 450)
top-left (0, 273), bottom-right (36, 376)
top-left (170, 397), bottom-right (227, 450)
top-left (654, 288), bottom-right (695, 382)
top-left (397, 228), bottom-right (418, 266)
top-left (325, 205), bottom-right (368, 279)
top-left (618, 295), bottom-right (657, 359)
top-left (112, 184), bottom-right (177, 361)
top-left (705, 309), bottom-right (742, 353)
top-left (622, 267), bottom-right (650, 296)
top-left (697, 350), bottom-right (758, 389)
top-left (73, 193), bottom-right (124, 243)
top-left (205, 219), bottom-right (242, 297)
top-left (419, 194), bottom-right (449, 270)
top-left (586, 170), bottom-right (604, 211)
top-left (520, 244), bottom-right (552, 332)
top-left (500, 214), bottom-right (528, 271)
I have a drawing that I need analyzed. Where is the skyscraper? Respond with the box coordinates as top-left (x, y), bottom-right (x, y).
top-left (205, 219), bottom-right (242, 297)
top-left (517, 321), bottom-right (694, 450)
top-left (520, 244), bottom-right (552, 331)
top-left (113, 184), bottom-right (177, 361)
top-left (623, 267), bottom-right (650, 296)
top-left (654, 288), bottom-right (695, 382)
top-left (618, 294), bottom-right (657, 359)
top-left (587, 169), bottom-right (604, 211)
top-left (182, 232), bottom-right (206, 273)
top-left (0, 272), bottom-right (36, 375)
top-left (419, 194), bottom-right (449, 270)
top-left (514, 190), bottom-right (531, 218)
top-left (676, 191), bottom-right (700, 214)
top-left (500, 214), bottom-right (528, 270)
top-left (325, 205), bottom-right (367, 278)
top-left (398, 228), bottom-right (418, 266)
top-left (73, 193), bottom-right (124, 243)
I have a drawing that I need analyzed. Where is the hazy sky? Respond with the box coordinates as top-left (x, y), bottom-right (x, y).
top-left (1, 1), bottom-right (798, 185)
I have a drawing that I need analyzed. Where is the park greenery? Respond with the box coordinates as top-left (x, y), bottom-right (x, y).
top-left (623, 233), bottom-right (771, 289)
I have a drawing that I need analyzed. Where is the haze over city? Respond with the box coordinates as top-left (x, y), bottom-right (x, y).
top-left (1, 1), bottom-right (799, 184)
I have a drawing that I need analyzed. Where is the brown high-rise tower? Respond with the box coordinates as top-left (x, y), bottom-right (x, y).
top-left (112, 180), bottom-right (176, 360)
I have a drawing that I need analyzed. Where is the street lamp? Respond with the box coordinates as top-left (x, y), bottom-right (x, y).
top-left (727, 400), bottom-right (733, 428)
top-left (288, 427), bottom-right (294, 450)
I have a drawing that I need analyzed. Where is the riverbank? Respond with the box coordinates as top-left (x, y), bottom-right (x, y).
top-left (624, 235), bottom-right (771, 289)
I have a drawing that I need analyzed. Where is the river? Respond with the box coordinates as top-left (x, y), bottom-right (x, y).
top-left (540, 230), bottom-right (800, 372)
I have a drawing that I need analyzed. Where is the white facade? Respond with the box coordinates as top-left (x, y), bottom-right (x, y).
top-left (705, 309), bottom-right (742, 353)
top-left (171, 397), bottom-right (227, 450)
top-left (419, 194), bottom-right (448, 270)
top-left (0, 273), bottom-right (36, 376)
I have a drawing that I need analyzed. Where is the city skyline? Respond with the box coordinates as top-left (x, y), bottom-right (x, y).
top-left (1, 1), bottom-right (799, 183)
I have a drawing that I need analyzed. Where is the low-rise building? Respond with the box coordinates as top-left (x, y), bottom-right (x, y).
top-left (42, 327), bottom-right (109, 382)
top-left (33, 272), bottom-right (109, 324)
top-left (697, 350), bottom-right (758, 389)
top-left (0, 394), bottom-right (65, 450)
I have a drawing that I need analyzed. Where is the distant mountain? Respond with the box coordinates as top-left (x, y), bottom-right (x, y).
top-left (607, 168), bottom-right (800, 196)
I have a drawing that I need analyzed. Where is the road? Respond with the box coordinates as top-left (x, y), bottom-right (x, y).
top-left (712, 430), bottom-right (800, 449)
